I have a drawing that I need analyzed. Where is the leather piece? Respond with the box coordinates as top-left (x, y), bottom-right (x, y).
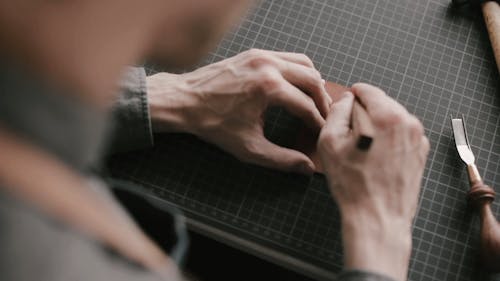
top-left (295, 81), bottom-right (350, 173)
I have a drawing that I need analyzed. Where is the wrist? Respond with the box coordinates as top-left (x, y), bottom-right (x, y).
top-left (341, 210), bottom-right (412, 281)
top-left (146, 73), bottom-right (198, 134)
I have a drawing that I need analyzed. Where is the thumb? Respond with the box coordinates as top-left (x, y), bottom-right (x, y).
top-left (246, 135), bottom-right (316, 175)
top-left (323, 91), bottom-right (355, 138)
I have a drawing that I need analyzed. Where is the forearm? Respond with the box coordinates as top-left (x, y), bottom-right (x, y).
top-left (146, 72), bottom-right (198, 135)
top-left (340, 209), bottom-right (412, 281)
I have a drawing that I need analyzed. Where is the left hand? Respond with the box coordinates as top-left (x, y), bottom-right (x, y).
top-left (147, 49), bottom-right (332, 175)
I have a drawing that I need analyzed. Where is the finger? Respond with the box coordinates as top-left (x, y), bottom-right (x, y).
top-left (351, 83), bottom-right (407, 125)
top-left (420, 135), bottom-right (430, 162)
top-left (317, 92), bottom-right (355, 171)
top-left (268, 79), bottom-right (325, 131)
top-left (265, 50), bottom-right (316, 68)
top-left (246, 135), bottom-right (316, 175)
top-left (407, 115), bottom-right (425, 141)
top-left (322, 91), bottom-right (355, 138)
top-left (277, 60), bottom-right (331, 118)
top-left (351, 83), bottom-right (406, 113)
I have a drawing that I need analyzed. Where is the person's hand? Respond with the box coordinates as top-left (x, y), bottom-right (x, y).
top-left (317, 83), bottom-right (430, 281)
top-left (147, 49), bottom-right (332, 175)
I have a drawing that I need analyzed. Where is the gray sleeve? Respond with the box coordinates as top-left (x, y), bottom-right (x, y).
top-left (337, 270), bottom-right (398, 281)
top-left (109, 67), bottom-right (154, 153)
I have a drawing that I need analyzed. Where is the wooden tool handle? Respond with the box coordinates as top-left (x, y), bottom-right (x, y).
top-left (482, 1), bottom-right (500, 75)
top-left (468, 181), bottom-right (500, 272)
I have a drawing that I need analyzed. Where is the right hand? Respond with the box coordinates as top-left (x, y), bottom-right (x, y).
top-left (317, 83), bottom-right (430, 281)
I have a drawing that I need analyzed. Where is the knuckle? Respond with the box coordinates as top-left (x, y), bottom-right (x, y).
top-left (318, 131), bottom-right (335, 147)
top-left (240, 140), bottom-right (261, 161)
top-left (303, 100), bottom-right (318, 119)
top-left (407, 116), bottom-right (424, 136)
top-left (421, 136), bottom-right (431, 152)
top-left (312, 73), bottom-right (324, 91)
top-left (376, 111), bottom-right (404, 127)
top-left (352, 83), bottom-right (386, 96)
top-left (244, 48), bottom-right (264, 58)
top-left (318, 131), bottom-right (339, 153)
top-left (309, 69), bottom-right (322, 83)
top-left (318, 134), bottom-right (347, 161)
top-left (247, 54), bottom-right (276, 69)
top-left (254, 70), bottom-right (282, 93)
top-left (298, 53), bottom-right (314, 66)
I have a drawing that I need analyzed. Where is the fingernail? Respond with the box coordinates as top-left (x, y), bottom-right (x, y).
top-left (341, 91), bottom-right (353, 99)
top-left (326, 93), bottom-right (333, 105)
top-left (321, 79), bottom-right (333, 105)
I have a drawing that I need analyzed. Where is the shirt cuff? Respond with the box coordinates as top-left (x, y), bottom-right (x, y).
top-left (109, 67), bottom-right (154, 153)
top-left (337, 270), bottom-right (398, 281)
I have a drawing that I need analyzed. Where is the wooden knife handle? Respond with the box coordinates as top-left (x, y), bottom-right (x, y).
top-left (468, 181), bottom-right (500, 272)
top-left (482, 1), bottom-right (500, 75)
